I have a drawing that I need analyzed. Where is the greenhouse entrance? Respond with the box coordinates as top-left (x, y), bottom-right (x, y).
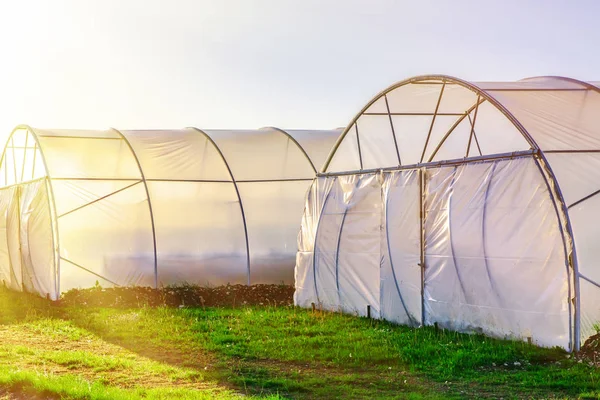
top-left (304, 155), bottom-right (568, 349)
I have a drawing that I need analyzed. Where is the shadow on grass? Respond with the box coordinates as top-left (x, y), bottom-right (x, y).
top-left (1, 287), bottom-right (595, 400)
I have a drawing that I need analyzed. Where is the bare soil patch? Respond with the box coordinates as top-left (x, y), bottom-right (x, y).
top-left (59, 284), bottom-right (294, 308)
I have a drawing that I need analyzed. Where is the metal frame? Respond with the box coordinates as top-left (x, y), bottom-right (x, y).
top-left (57, 180), bottom-right (143, 219)
top-left (262, 127), bottom-right (319, 174)
top-left (314, 74), bottom-right (596, 352)
top-left (60, 257), bottom-right (121, 287)
top-left (419, 168), bottom-right (426, 325)
top-left (322, 75), bottom-right (540, 173)
top-left (383, 94), bottom-right (402, 165)
top-left (420, 81), bottom-right (446, 163)
top-left (355, 124), bottom-right (364, 170)
top-left (465, 96), bottom-right (481, 158)
top-left (319, 150), bottom-right (536, 177)
top-left (0, 125), bottom-right (327, 297)
top-left (311, 177), bottom-right (336, 305)
top-left (0, 125), bottom-right (61, 296)
top-left (533, 156), bottom-right (576, 349)
top-left (111, 128), bottom-right (159, 289)
top-left (466, 114), bottom-right (483, 156)
top-left (188, 127), bottom-right (252, 285)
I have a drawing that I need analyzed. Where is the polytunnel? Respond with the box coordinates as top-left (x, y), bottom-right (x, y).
top-left (294, 75), bottom-right (600, 351)
top-left (0, 126), bottom-right (340, 300)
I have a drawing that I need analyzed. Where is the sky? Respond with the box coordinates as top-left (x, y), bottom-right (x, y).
top-left (0, 0), bottom-right (598, 144)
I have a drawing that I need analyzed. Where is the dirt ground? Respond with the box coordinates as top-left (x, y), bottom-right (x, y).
top-left (59, 284), bottom-right (295, 308)
top-left (576, 332), bottom-right (600, 366)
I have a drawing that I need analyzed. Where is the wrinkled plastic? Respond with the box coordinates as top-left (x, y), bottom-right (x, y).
top-left (296, 157), bottom-right (571, 349)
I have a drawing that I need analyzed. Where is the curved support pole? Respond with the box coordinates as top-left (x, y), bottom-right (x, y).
top-left (481, 162), bottom-right (502, 303)
top-left (384, 172), bottom-right (418, 325)
top-left (263, 127), bottom-right (318, 174)
top-left (187, 127), bottom-right (252, 285)
top-left (333, 176), bottom-right (364, 305)
top-left (0, 125), bottom-right (61, 297)
top-left (322, 74), bottom-right (541, 173)
top-left (446, 166), bottom-right (470, 303)
top-left (534, 154), bottom-right (580, 351)
top-left (111, 128), bottom-right (159, 288)
top-left (427, 99), bottom-right (485, 163)
top-left (311, 177), bottom-right (336, 304)
top-left (334, 205), bottom-right (347, 297)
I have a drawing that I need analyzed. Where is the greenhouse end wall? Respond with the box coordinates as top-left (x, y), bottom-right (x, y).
top-left (296, 75), bottom-right (600, 351)
top-left (295, 156), bottom-right (572, 349)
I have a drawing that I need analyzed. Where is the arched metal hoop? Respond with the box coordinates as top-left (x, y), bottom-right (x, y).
top-left (0, 125), bottom-right (61, 297)
top-left (187, 127), bottom-right (252, 285)
top-left (321, 74), bottom-right (542, 173)
top-left (320, 74), bottom-right (592, 351)
top-left (110, 128), bottom-right (159, 289)
top-left (262, 127), bottom-right (318, 174)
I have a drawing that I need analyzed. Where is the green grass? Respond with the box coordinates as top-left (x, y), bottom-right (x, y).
top-left (1, 287), bottom-right (599, 399)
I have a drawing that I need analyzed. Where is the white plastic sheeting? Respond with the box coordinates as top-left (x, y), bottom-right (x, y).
top-left (0, 126), bottom-right (340, 298)
top-left (0, 179), bottom-right (57, 299)
top-left (296, 157), bottom-right (570, 349)
top-left (298, 75), bottom-right (600, 351)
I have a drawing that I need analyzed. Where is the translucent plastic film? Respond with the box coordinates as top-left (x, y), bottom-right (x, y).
top-left (0, 128), bottom-right (46, 187)
top-left (294, 176), bottom-right (336, 308)
top-left (488, 89), bottom-right (600, 151)
top-left (205, 129), bottom-right (315, 180)
top-left (569, 192), bottom-right (600, 341)
top-left (296, 156), bottom-right (570, 349)
top-left (380, 169), bottom-right (421, 325)
top-left (19, 180), bottom-right (57, 299)
top-left (120, 129), bottom-right (232, 181)
top-left (296, 174), bottom-right (382, 317)
top-left (424, 158), bottom-right (569, 348)
top-left (149, 181), bottom-right (248, 286)
top-left (57, 181), bottom-right (154, 291)
top-left (0, 187), bottom-right (16, 289)
top-left (281, 129), bottom-right (341, 172)
top-left (6, 187), bottom-right (21, 291)
top-left (36, 130), bottom-right (141, 180)
top-left (237, 180), bottom-right (311, 285)
top-left (324, 79), bottom-right (532, 173)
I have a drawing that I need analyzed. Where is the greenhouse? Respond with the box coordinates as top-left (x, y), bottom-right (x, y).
top-left (0, 126), bottom-right (340, 300)
top-left (294, 75), bottom-right (600, 351)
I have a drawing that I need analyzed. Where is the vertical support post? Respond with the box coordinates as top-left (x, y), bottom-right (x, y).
top-left (11, 137), bottom-right (17, 184)
top-left (3, 147), bottom-right (7, 186)
top-left (45, 177), bottom-right (60, 299)
top-left (15, 185), bottom-right (24, 292)
top-left (419, 168), bottom-right (426, 326)
top-left (31, 142), bottom-right (38, 180)
top-left (367, 304), bottom-right (371, 319)
top-left (20, 132), bottom-right (29, 182)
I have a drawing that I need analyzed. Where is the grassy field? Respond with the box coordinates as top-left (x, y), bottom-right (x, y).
top-left (1, 287), bottom-right (600, 399)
